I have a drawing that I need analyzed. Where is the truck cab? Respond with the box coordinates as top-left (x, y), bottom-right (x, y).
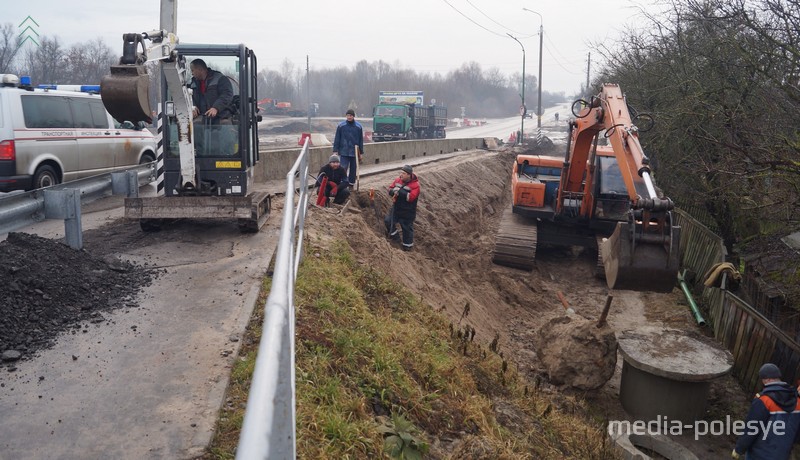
top-left (372, 103), bottom-right (411, 142)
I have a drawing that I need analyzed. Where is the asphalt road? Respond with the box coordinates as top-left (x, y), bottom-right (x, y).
top-left (0, 184), bottom-right (283, 459)
top-left (447, 101), bottom-right (572, 143)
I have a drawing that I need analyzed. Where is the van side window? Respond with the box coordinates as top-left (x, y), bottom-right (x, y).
top-left (71, 98), bottom-right (96, 128)
top-left (88, 100), bottom-right (110, 129)
top-left (21, 95), bottom-right (73, 128)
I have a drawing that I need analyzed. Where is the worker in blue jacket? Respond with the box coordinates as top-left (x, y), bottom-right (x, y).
top-left (332, 108), bottom-right (364, 185)
top-left (733, 363), bottom-right (800, 459)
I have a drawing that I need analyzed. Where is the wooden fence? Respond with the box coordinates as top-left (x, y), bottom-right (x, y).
top-left (675, 209), bottom-right (800, 394)
top-left (674, 210), bottom-right (726, 287)
top-left (704, 289), bottom-right (800, 392)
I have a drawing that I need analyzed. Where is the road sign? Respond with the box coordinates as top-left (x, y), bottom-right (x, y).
top-left (519, 105), bottom-right (527, 116)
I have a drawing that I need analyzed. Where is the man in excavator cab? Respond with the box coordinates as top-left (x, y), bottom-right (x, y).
top-left (189, 58), bottom-right (233, 122)
top-left (188, 58), bottom-right (236, 157)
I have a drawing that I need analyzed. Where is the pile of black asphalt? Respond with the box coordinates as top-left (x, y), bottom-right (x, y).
top-left (0, 232), bottom-right (157, 369)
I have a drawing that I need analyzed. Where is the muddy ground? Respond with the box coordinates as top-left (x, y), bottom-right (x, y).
top-left (0, 148), bottom-right (754, 458)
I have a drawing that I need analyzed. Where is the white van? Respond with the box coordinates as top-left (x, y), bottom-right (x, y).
top-left (0, 74), bottom-right (156, 192)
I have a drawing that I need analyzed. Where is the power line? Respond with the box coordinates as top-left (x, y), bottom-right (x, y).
top-left (543, 30), bottom-right (586, 66)
top-left (440, 0), bottom-right (507, 38)
top-left (440, 0), bottom-right (538, 40)
top-left (463, 0), bottom-right (536, 39)
top-left (542, 37), bottom-right (584, 76)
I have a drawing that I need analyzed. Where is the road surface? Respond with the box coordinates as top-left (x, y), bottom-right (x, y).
top-left (447, 101), bottom-right (572, 143)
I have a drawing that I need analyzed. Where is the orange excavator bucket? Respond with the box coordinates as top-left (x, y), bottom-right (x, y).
top-left (100, 65), bottom-right (152, 124)
top-left (601, 219), bottom-right (681, 293)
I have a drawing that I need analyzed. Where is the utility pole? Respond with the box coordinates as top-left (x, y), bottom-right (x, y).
top-left (523, 8), bottom-right (543, 134)
top-left (507, 34), bottom-right (525, 146)
top-left (586, 52), bottom-right (591, 95)
top-left (306, 55), bottom-right (311, 134)
top-left (536, 20), bottom-right (543, 130)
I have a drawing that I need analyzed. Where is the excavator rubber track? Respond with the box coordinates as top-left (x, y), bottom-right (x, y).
top-left (492, 208), bottom-right (538, 270)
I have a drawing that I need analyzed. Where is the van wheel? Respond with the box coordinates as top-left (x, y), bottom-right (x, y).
top-left (140, 152), bottom-right (156, 164)
top-left (32, 165), bottom-right (59, 189)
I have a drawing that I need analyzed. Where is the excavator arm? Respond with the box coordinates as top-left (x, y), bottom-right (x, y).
top-left (568, 83), bottom-right (680, 292)
top-left (100, 29), bottom-right (198, 192)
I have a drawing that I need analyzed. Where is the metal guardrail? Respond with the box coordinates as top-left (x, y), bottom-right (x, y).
top-left (0, 164), bottom-right (156, 248)
top-left (237, 138), bottom-right (311, 459)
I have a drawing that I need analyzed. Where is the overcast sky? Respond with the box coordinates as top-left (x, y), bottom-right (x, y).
top-left (6, 0), bottom-right (657, 94)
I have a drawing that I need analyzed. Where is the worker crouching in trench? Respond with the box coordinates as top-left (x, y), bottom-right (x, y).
top-left (315, 155), bottom-right (350, 206)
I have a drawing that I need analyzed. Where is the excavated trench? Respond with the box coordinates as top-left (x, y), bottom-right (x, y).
top-left (331, 151), bottom-right (624, 384)
top-left (309, 150), bottom-right (746, 459)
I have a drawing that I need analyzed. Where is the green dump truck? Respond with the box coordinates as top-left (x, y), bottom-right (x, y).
top-left (372, 91), bottom-right (447, 142)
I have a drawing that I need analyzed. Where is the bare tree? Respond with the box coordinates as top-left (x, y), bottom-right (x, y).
top-left (63, 38), bottom-right (116, 84)
top-left (0, 23), bottom-right (22, 74)
top-left (592, 0), bottom-right (800, 247)
top-left (19, 36), bottom-right (66, 85)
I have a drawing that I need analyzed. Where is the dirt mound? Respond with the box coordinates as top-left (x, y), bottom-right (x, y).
top-left (0, 233), bottom-right (158, 367)
top-left (521, 135), bottom-right (559, 155)
top-left (535, 314), bottom-right (618, 390)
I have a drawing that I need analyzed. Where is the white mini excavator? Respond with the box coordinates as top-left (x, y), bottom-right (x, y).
top-left (100, 0), bottom-right (269, 232)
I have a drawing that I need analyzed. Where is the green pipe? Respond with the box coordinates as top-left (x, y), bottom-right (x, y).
top-left (678, 270), bottom-right (706, 326)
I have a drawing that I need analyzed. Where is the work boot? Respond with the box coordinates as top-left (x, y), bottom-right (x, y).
top-left (402, 245), bottom-right (412, 252)
top-left (389, 229), bottom-right (400, 241)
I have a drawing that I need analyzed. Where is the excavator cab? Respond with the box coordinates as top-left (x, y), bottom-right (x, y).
top-left (160, 44), bottom-right (260, 197)
top-left (102, 42), bottom-right (261, 196)
top-left (591, 149), bottom-right (680, 292)
top-left (100, 33), bottom-right (269, 232)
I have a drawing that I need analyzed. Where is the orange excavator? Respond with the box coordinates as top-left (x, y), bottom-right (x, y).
top-left (492, 83), bottom-right (680, 292)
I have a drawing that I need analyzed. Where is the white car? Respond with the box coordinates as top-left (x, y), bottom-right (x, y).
top-left (0, 74), bottom-right (156, 192)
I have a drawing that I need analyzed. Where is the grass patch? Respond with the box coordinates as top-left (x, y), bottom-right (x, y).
top-left (203, 240), bottom-right (617, 459)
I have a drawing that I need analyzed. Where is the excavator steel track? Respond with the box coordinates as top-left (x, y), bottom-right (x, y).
top-left (492, 208), bottom-right (538, 270)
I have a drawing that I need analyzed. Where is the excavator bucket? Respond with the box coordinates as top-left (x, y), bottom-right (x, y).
top-left (601, 221), bottom-right (681, 293)
top-left (100, 65), bottom-right (152, 124)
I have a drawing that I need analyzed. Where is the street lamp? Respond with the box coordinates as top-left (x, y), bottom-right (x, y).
top-left (507, 33), bottom-right (525, 146)
top-left (522, 8), bottom-right (543, 130)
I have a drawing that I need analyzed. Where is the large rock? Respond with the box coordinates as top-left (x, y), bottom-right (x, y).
top-left (535, 315), bottom-right (617, 390)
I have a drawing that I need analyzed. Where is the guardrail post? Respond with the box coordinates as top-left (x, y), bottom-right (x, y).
top-left (111, 170), bottom-right (140, 197)
top-left (43, 188), bottom-right (82, 250)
